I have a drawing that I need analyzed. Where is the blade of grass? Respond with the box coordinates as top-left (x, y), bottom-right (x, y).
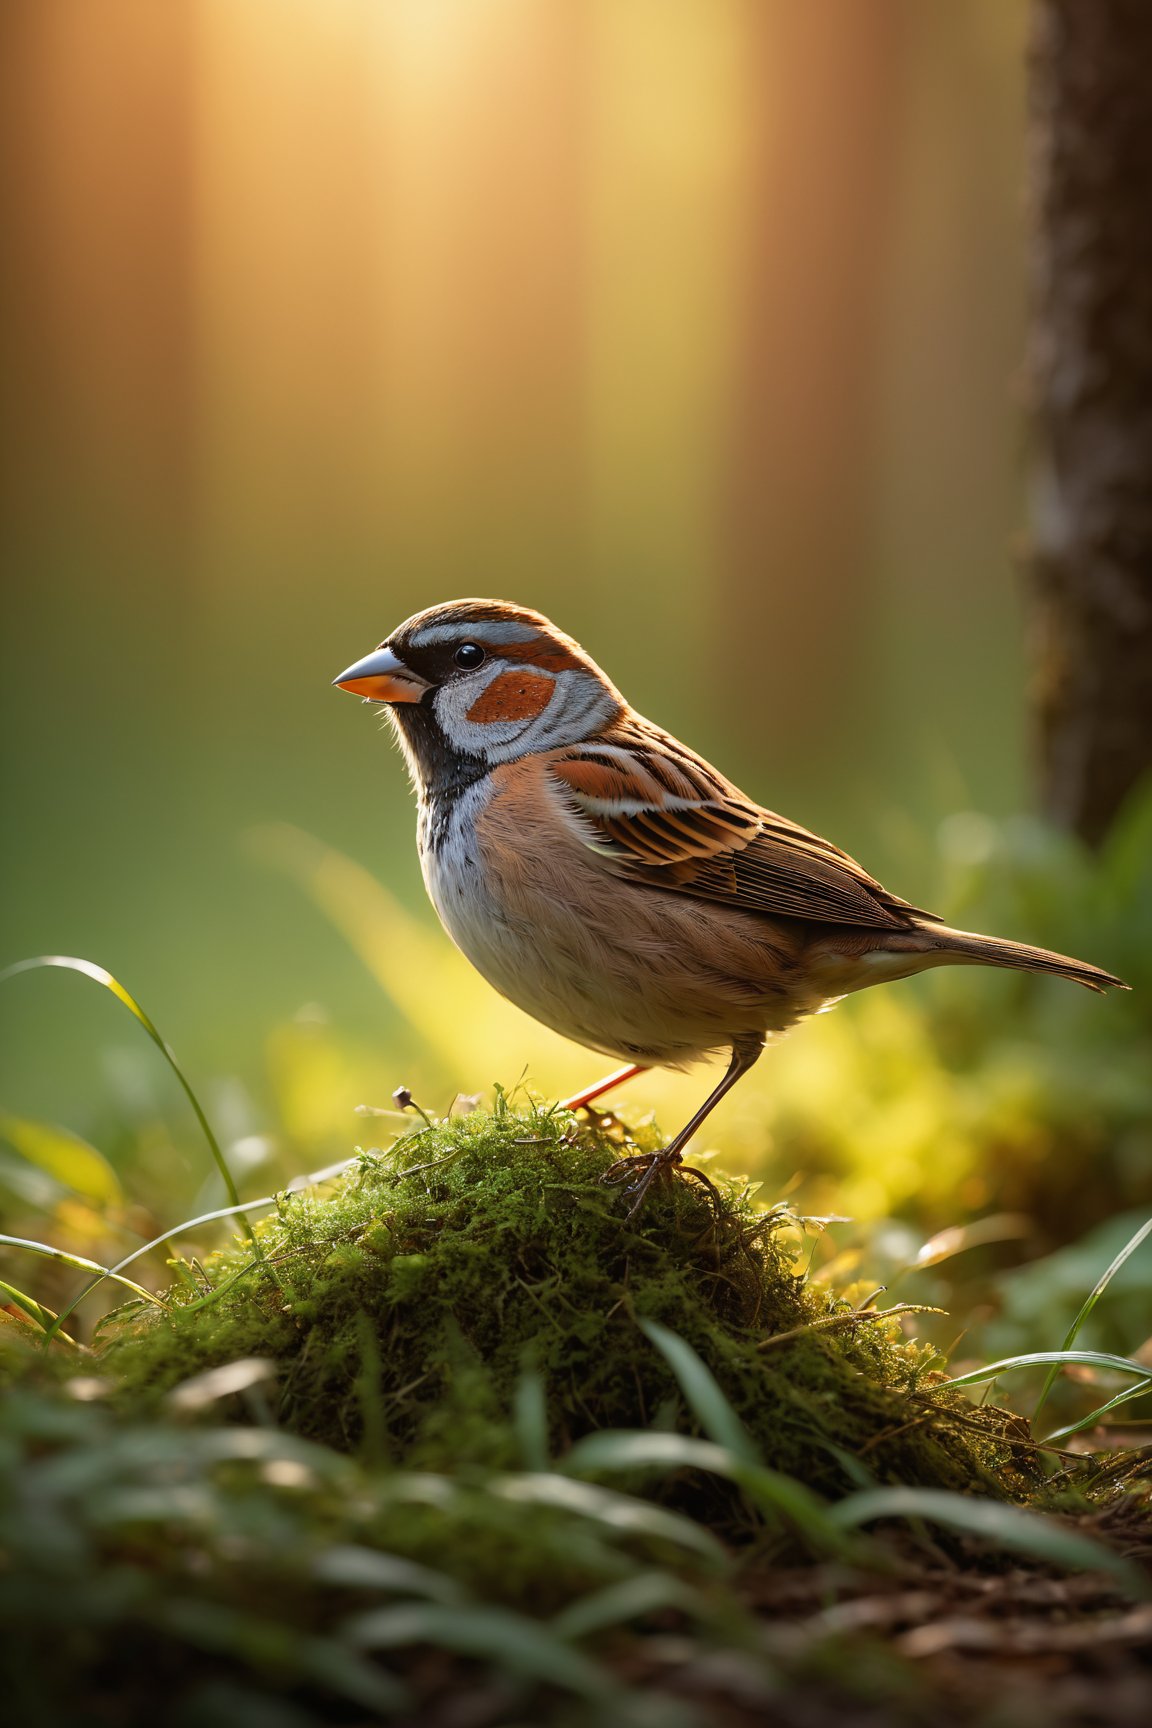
top-left (941, 1349), bottom-right (1152, 1391)
top-left (755, 1302), bottom-right (941, 1352)
top-left (906, 1213), bottom-right (1031, 1272)
top-left (245, 824), bottom-right (465, 1069)
top-left (0, 956), bottom-right (297, 1307)
top-left (0, 1234), bottom-right (168, 1310)
top-left (0, 955), bottom-right (247, 1218)
top-left (0, 1276), bottom-right (79, 1344)
top-left (563, 1428), bottom-right (741, 1480)
top-left (343, 1602), bottom-right (615, 1703)
top-left (513, 1368), bottom-right (551, 1472)
top-left (637, 1318), bottom-right (759, 1464)
top-left (154, 1598), bottom-right (409, 1714)
top-left (829, 1486), bottom-right (1147, 1597)
top-left (488, 1471), bottom-right (726, 1564)
top-left (313, 1546), bottom-right (466, 1605)
top-left (45, 1153), bottom-right (360, 1343)
top-left (562, 1428), bottom-right (852, 1553)
top-left (171, 1256), bottom-right (272, 1315)
top-left (550, 1571), bottom-right (706, 1640)
top-left (1044, 1379), bottom-right (1152, 1443)
top-left (30, 1424), bottom-right (357, 1497)
top-left (1033, 1214), bottom-right (1152, 1427)
top-left (635, 1320), bottom-right (860, 1549)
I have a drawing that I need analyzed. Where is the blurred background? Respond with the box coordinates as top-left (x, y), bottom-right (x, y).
top-left (2, 2), bottom-right (1147, 1362)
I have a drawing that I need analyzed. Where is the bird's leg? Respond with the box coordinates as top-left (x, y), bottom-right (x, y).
top-left (602, 1034), bottom-right (765, 1222)
top-left (562, 1063), bottom-right (647, 1113)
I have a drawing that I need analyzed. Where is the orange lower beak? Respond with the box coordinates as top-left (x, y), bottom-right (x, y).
top-left (332, 646), bottom-right (430, 703)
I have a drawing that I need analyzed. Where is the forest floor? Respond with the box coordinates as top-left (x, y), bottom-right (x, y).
top-left (617, 1537), bottom-right (1152, 1728)
top-left (5, 1104), bottom-right (1152, 1726)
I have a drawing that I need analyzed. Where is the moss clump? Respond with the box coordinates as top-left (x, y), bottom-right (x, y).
top-left (99, 1103), bottom-right (1036, 1502)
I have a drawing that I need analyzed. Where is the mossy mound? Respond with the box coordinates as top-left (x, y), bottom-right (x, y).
top-left (99, 1103), bottom-right (1037, 1503)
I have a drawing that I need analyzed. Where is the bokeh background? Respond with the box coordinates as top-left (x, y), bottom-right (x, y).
top-left (4, 1), bottom-right (1146, 1328)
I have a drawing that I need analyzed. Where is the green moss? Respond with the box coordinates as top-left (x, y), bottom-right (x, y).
top-left (98, 1103), bottom-right (1036, 1503)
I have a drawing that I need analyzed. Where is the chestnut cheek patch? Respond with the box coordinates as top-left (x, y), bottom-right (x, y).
top-left (467, 670), bottom-right (555, 725)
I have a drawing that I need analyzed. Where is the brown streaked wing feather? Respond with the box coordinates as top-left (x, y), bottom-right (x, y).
top-left (549, 739), bottom-right (935, 930)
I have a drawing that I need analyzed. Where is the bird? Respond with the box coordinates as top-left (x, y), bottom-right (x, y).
top-left (333, 599), bottom-right (1127, 1217)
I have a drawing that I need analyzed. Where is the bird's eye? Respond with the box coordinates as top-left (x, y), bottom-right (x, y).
top-left (453, 642), bottom-right (485, 669)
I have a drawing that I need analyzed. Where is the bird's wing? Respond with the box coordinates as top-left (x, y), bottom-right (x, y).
top-left (547, 732), bottom-right (934, 930)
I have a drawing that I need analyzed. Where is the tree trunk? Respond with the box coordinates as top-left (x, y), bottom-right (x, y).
top-left (1028, 0), bottom-right (1152, 845)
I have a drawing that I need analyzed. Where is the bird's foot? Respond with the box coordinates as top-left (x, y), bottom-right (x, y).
top-left (600, 1146), bottom-right (723, 1223)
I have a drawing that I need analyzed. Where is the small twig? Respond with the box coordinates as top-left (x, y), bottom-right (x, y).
top-left (757, 1303), bottom-right (940, 1353)
top-left (388, 1147), bottom-right (460, 1186)
top-left (857, 1411), bottom-right (936, 1456)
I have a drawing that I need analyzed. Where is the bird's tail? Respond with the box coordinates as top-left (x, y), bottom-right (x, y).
top-left (913, 923), bottom-right (1128, 994)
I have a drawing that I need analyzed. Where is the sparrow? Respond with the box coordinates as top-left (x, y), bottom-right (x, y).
top-left (334, 599), bottom-right (1127, 1216)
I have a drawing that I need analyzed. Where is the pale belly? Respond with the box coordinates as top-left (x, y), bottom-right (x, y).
top-left (417, 785), bottom-right (831, 1067)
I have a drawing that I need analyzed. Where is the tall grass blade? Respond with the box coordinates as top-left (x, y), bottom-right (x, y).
top-left (343, 1602), bottom-right (615, 1702)
top-left (1044, 1380), bottom-right (1152, 1443)
top-left (633, 1321), bottom-right (859, 1547)
top-left (638, 1318), bottom-right (759, 1464)
top-left (31, 1424), bottom-right (356, 1496)
top-left (45, 1154), bottom-right (359, 1342)
top-left (313, 1546), bottom-right (465, 1604)
top-left (0, 1276), bottom-right (77, 1343)
top-left (941, 1349), bottom-right (1152, 1391)
top-left (563, 1427), bottom-right (851, 1552)
top-left (0, 1233), bottom-right (167, 1310)
top-left (154, 1598), bottom-right (409, 1713)
top-left (0, 956), bottom-right (244, 1212)
top-left (513, 1368), bottom-right (551, 1471)
top-left (829, 1486), bottom-right (1147, 1596)
top-left (1033, 1213), bottom-right (1152, 1427)
top-left (489, 1471), bottom-right (726, 1563)
top-left (0, 955), bottom-right (288, 1307)
top-left (245, 825), bottom-right (463, 1066)
top-left (551, 1572), bottom-right (705, 1640)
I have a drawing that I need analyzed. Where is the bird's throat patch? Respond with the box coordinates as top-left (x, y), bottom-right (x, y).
top-left (467, 669), bottom-right (555, 725)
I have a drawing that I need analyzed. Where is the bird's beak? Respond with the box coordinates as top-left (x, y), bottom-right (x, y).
top-left (332, 645), bottom-right (431, 704)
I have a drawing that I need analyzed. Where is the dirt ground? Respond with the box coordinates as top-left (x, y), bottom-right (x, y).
top-left (621, 1506), bottom-right (1152, 1728)
top-left (387, 1505), bottom-right (1152, 1728)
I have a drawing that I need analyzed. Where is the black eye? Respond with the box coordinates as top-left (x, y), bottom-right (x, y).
top-left (453, 642), bottom-right (485, 669)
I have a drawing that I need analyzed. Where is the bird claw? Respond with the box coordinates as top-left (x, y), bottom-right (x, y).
top-left (600, 1145), bottom-right (729, 1224)
top-left (599, 1147), bottom-right (691, 1221)
top-left (600, 1147), bottom-right (671, 1179)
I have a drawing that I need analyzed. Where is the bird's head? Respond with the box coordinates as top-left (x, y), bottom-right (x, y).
top-left (333, 599), bottom-right (624, 787)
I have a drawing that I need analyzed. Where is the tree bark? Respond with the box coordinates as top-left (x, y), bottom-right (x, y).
top-left (1028, 0), bottom-right (1152, 845)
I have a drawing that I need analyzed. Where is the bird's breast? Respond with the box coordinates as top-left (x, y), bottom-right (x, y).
top-left (414, 761), bottom-right (826, 1066)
